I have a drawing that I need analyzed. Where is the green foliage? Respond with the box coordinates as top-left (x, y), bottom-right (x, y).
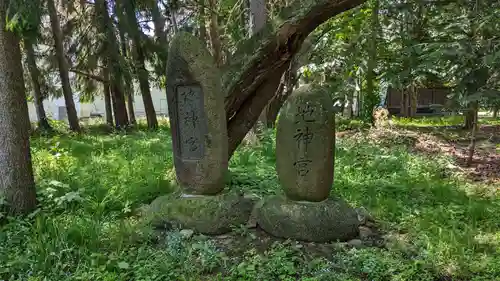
top-left (6, 0), bottom-right (42, 36)
top-left (2, 122), bottom-right (500, 280)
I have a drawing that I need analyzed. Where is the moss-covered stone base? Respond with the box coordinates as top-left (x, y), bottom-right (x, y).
top-left (144, 191), bottom-right (255, 235)
top-left (256, 195), bottom-right (360, 242)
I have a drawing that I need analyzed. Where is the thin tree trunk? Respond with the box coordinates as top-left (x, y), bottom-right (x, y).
top-left (409, 84), bottom-right (417, 117)
top-left (364, 0), bottom-right (379, 124)
top-left (198, 0), bottom-right (208, 44)
top-left (118, 23), bottom-right (137, 125)
top-left (102, 66), bottom-right (114, 126)
top-left (493, 107), bottom-right (498, 119)
top-left (47, 0), bottom-right (81, 132)
top-left (0, 0), bottom-right (37, 214)
top-left (464, 108), bottom-right (475, 130)
top-left (96, 0), bottom-right (129, 129)
top-left (344, 92), bottom-right (354, 118)
top-left (208, 0), bottom-right (222, 66)
top-left (24, 38), bottom-right (52, 132)
top-left (123, 0), bottom-right (157, 129)
top-left (151, 0), bottom-right (168, 72)
top-left (466, 102), bottom-right (478, 167)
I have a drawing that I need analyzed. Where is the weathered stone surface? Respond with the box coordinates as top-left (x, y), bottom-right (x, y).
top-left (256, 195), bottom-right (359, 242)
top-left (144, 191), bottom-right (254, 235)
top-left (165, 32), bottom-right (228, 195)
top-left (276, 84), bottom-right (335, 202)
top-left (347, 239), bottom-right (364, 248)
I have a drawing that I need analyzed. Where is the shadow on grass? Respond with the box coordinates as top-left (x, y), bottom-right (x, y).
top-left (333, 137), bottom-right (500, 277)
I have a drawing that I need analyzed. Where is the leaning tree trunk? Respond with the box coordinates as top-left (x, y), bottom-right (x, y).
top-left (96, 0), bottom-right (129, 128)
top-left (223, 0), bottom-right (366, 158)
top-left (266, 64), bottom-right (300, 127)
top-left (47, 0), bottom-right (81, 132)
top-left (24, 38), bottom-right (52, 132)
top-left (123, 0), bottom-right (158, 129)
top-left (0, 0), bottom-right (37, 215)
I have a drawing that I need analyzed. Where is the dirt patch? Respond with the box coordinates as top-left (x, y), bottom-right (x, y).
top-left (405, 125), bottom-right (500, 185)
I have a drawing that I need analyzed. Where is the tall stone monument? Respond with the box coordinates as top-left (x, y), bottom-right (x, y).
top-left (256, 84), bottom-right (360, 242)
top-left (145, 32), bottom-right (253, 234)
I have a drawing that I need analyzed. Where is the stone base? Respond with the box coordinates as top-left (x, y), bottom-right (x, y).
top-left (256, 195), bottom-right (360, 242)
top-left (144, 191), bottom-right (255, 235)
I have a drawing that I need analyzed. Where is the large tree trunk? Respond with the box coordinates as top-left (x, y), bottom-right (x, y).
top-left (46, 0), bottom-right (81, 132)
top-left (123, 0), bottom-right (158, 129)
top-left (96, 0), bottom-right (129, 128)
top-left (223, 0), bottom-right (366, 158)
top-left (24, 38), bottom-right (52, 132)
top-left (0, 1), bottom-right (37, 215)
top-left (493, 107), bottom-right (499, 119)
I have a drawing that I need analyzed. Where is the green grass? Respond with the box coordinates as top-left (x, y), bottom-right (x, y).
top-left (392, 115), bottom-right (500, 127)
top-left (1, 120), bottom-right (499, 280)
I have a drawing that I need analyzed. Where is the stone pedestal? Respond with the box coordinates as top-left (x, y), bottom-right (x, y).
top-left (256, 84), bottom-right (359, 242)
top-left (145, 191), bottom-right (255, 235)
top-left (256, 196), bottom-right (359, 242)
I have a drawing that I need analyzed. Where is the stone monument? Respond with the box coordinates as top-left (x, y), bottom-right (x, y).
top-left (256, 84), bottom-right (360, 242)
top-left (144, 32), bottom-right (253, 234)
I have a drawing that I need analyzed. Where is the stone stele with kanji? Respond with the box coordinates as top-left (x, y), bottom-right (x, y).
top-left (143, 32), bottom-right (253, 235)
top-left (256, 84), bottom-right (360, 242)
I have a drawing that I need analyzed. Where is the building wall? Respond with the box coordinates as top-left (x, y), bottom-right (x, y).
top-left (27, 85), bottom-right (168, 122)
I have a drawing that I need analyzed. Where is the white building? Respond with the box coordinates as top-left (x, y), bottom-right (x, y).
top-left (27, 85), bottom-right (169, 123)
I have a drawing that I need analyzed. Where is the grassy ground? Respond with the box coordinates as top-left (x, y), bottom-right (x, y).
top-left (1, 118), bottom-right (499, 281)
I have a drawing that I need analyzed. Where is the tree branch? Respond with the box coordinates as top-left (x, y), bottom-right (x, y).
top-left (70, 69), bottom-right (107, 83)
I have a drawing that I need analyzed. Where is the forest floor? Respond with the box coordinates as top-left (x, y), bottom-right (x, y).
top-left (1, 116), bottom-right (499, 281)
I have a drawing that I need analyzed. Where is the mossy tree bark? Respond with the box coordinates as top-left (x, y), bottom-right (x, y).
top-left (223, 0), bottom-right (366, 158)
top-left (46, 0), bottom-right (81, 132)
top-left (0, 0), bottom-right (37, 214)
top-left (95, 0), bottom-right (129, 128)
top-left (24, 38), bottom-right (52, 132)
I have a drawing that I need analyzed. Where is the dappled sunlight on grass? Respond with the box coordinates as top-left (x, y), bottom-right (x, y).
top-left (334, 135), bottom-right (500, 278)
top-left (1, 125), bottom-right (499, 280)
